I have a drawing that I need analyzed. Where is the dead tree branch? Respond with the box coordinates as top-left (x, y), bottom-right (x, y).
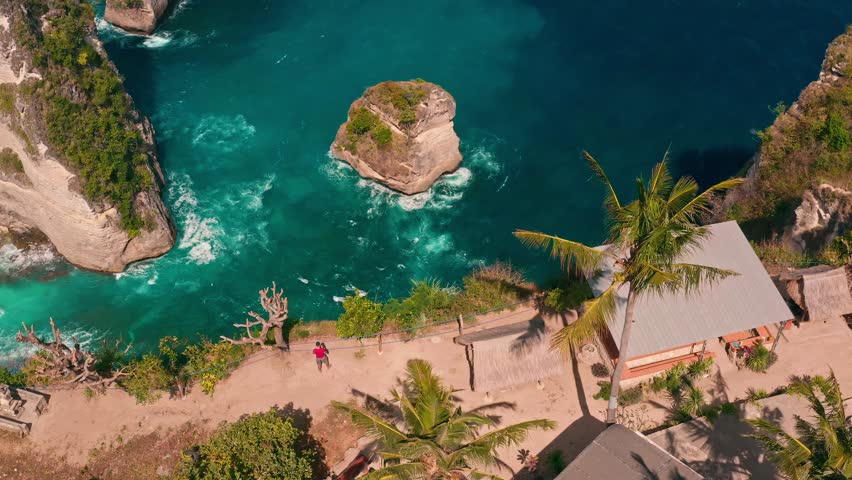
top-left (221, 282), bottom-right (291, 350)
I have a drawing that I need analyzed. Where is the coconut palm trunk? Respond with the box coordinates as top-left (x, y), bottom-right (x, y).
top-left (606, 287), bottom-right (636, 423)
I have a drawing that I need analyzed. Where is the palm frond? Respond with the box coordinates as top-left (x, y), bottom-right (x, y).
top-left (513, 230), bottom-right (605, 276)
top-left (747, 418), bottom-right (814, 478)
top-left (671, 177), bottom-right (744, 222)
top-left (332, 401), bottom-right (407, 448)
top-left (585, 151), bottom-right (621, 213)
top-left (467, 419), bottom-right (556, 451)
top-left (666, 177), bottom-right (699, 215)
top-left (468, 470), bottom-right (507, 480)
top-left (551, 282), bottom-right (619, 355)
top-left (662, 263), bottom-right (739, 296)
top-left (647, 154), bottom-right (673, 195)
top-left (361, 461), bottom-right (427, 480)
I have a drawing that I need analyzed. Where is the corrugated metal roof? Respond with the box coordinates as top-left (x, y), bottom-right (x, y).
top-left (589, 221), bottom-right (794, 358)
top-left (556, 424), bottom-right (704, 479)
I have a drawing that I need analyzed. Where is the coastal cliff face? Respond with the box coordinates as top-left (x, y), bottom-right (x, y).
top-left (717, 27), bottom-right (852, 260)
top-left (104, 0), bottom-right (172, 34)
top-left (331, 81), bottom-right (462, 195)
top-left (0, 0), bottom-right (175, 272)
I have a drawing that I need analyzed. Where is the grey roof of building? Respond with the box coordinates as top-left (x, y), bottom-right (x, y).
top-left (556, 424), bottom-right (704, 479)
top-left (589, 221), bottom-right (794, 358)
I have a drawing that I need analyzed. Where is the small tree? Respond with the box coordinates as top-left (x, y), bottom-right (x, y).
top-left (121, 354), bottom-right (171, 404)
top-left (173, 409), bottom-right (318, 480)
top-left (336, 293), bottom-right (385, 339)
top-left (221, 282), bottom-right (293, 350)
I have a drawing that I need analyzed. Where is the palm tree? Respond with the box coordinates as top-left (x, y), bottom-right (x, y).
top-left (748, 372), bottom-right (852, 479)
top-left (332, 359), bottom-right (555, 479)
top-left (514, 152), bottom-right (742, 423)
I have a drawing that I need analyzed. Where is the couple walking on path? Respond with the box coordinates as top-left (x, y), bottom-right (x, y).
top-left (312, 341), bottom-right (331, 372)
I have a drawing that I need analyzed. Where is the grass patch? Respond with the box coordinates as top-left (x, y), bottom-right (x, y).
top-left (0, 83), bottom-right (15, 114)
top-left (0, 148), bottom-right (23, 173)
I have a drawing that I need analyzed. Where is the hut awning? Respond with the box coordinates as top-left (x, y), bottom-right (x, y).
top-left (589, 221), bottom-right (794, 359)
top-left (454, 318), bottom-right (566, 392)
top-left (802, 267), bottom-right (852, 321)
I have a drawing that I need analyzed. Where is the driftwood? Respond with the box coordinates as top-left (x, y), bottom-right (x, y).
top-left (221, 282), bottom-right (290, 350)
top-left (15, 318), bottom-right (127, 387)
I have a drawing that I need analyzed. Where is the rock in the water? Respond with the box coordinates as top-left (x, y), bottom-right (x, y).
top-left (330, 81), bottom-right (462, 195)
top-left (104, 0), bottom-right (172, 34)
top-left (785, 183), bottom-right (852, 253)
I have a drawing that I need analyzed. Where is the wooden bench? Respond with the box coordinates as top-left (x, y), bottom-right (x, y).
top-left (621, 351), bottom-right (715, 380)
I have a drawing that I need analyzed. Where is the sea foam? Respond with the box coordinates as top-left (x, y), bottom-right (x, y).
top-left (192, 114), bottom-right (256, 154)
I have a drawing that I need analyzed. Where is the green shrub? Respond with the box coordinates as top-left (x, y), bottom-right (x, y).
top-left (687, 357), bottom-right (714, 378)
top-left (592, 381), bottom-right (643, 406)
top-left (121, 354), bottom-right (171, 404)
top-left (336, 293), bottom-right (385, 338)
top-left (383, 279), bottom-right (457, 330)
top-left (174, 409), bottom-right (317, 480)
top-left (679, 386), bottom-right (706, 417)
top-left (346, 107), bottom-right (380, 135)
top-left (743, 342), bottom-right (777, 373)
top-left (544, 277), bottom-right (594, 312)
top-left (590, 362), bottom-right (609, 378)
top-left (457, 262), bottom-right (533, 314)
top-left (183, 339), bottom-right (245, 395)
top-left (370, 81), bottom-right (426, 127)
top-left (371, 124), bottom-right (392, 147)
top-left (719, 402), bottom-right (738, 416)
top-left (0, 148), bottom-right (23, 173)
top-left (821, 231), bottom-right (852, 266)
top-left (821, 110), bottom-right (851, 151)
top-left (0, 366), bottom-right (26, 387)
top-left (296, 329), bottom-right (310, 339)
top-left (0, 83), bottom-right (15, 114)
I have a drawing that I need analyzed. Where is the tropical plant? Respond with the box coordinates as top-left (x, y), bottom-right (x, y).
top-left (743, 342), bottom-right (777, 373)
top-left (333, 359), bottom-right (554, 479)
top-left (336, 292), bottom-right (386, 339)
top-left (121, 354), bottom-right (171, 404)
top-left (748, 372), bottom-right (852, 479)
top-left (515, 151), bottom-right (742, 422)
top-left (173, 409), bottom-right (318, 480)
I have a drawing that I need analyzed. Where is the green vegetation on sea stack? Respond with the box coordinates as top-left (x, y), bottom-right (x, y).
top-left (11, 0), bottom-right (153, 234)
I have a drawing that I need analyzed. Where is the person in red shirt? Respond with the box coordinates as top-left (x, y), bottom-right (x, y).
top-left (313, 341), bottom-right (330, 372)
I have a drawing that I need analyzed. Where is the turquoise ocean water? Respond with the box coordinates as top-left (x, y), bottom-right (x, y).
top-left (1, 0), bottom-right (850, 358)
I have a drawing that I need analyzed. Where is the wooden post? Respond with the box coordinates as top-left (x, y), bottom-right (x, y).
top-left (377, 334), bottom-right (383, 355)
top-left (457, 314), bottom-right (464, 337)
top-left (771, 320), bottom-right (789, 354)
top-left (698, 340), bottom-right (707, 362)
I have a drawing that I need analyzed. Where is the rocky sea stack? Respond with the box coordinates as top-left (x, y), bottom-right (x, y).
top-left (0, 0), bottom-right (175, 272)
top-left (104, 0), bottom-right (172, 34)
top-left (331, 80), bottom-right (462, 195)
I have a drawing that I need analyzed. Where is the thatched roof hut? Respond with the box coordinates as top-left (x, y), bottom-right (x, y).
top-left (454, 318), bottom-right (566, 392)
top-left (777, 265), bottom-right (833, 308)
top-left (801, 267), bottom-right (852, 321)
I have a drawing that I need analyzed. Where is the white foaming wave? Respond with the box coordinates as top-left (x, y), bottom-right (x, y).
top-left (466, 139), bottom-right (504, 179)
top-left (332, 296), bottom-right (345, 303)
top-left (142, 31), bottom-right (199, 49)
top-left (321, 158), bottom-right (356, 183)
top-left (298, 277), bottom-right (309, 284)
top-left (179, 213), bottom-right (222, 265)
top-left (0, 324), bottom-right (106, 363)
top-left (242, 174), bottom-right (276, 211)
top-left (356, 166), bottom-right (473, 213)
top-left (192, 114), bottom-right (256, 154)
top-left (0, 244), bottom-right (57, 273)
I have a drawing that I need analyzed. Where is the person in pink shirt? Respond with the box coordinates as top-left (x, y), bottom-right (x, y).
top-left (313, 341), bottom-right (330, 372)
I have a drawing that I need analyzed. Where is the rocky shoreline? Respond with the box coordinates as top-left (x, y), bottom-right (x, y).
top-left (0, 0), bottom-right (175, 273)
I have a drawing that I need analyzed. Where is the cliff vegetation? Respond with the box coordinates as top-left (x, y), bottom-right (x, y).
top-left (719, 26), bottom-right (852, 264)
top-left (10, 0), bottom-right (154, 234)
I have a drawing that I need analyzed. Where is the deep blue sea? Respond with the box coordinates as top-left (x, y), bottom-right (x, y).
top-left (1, 0), bottom-right (850, 357)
